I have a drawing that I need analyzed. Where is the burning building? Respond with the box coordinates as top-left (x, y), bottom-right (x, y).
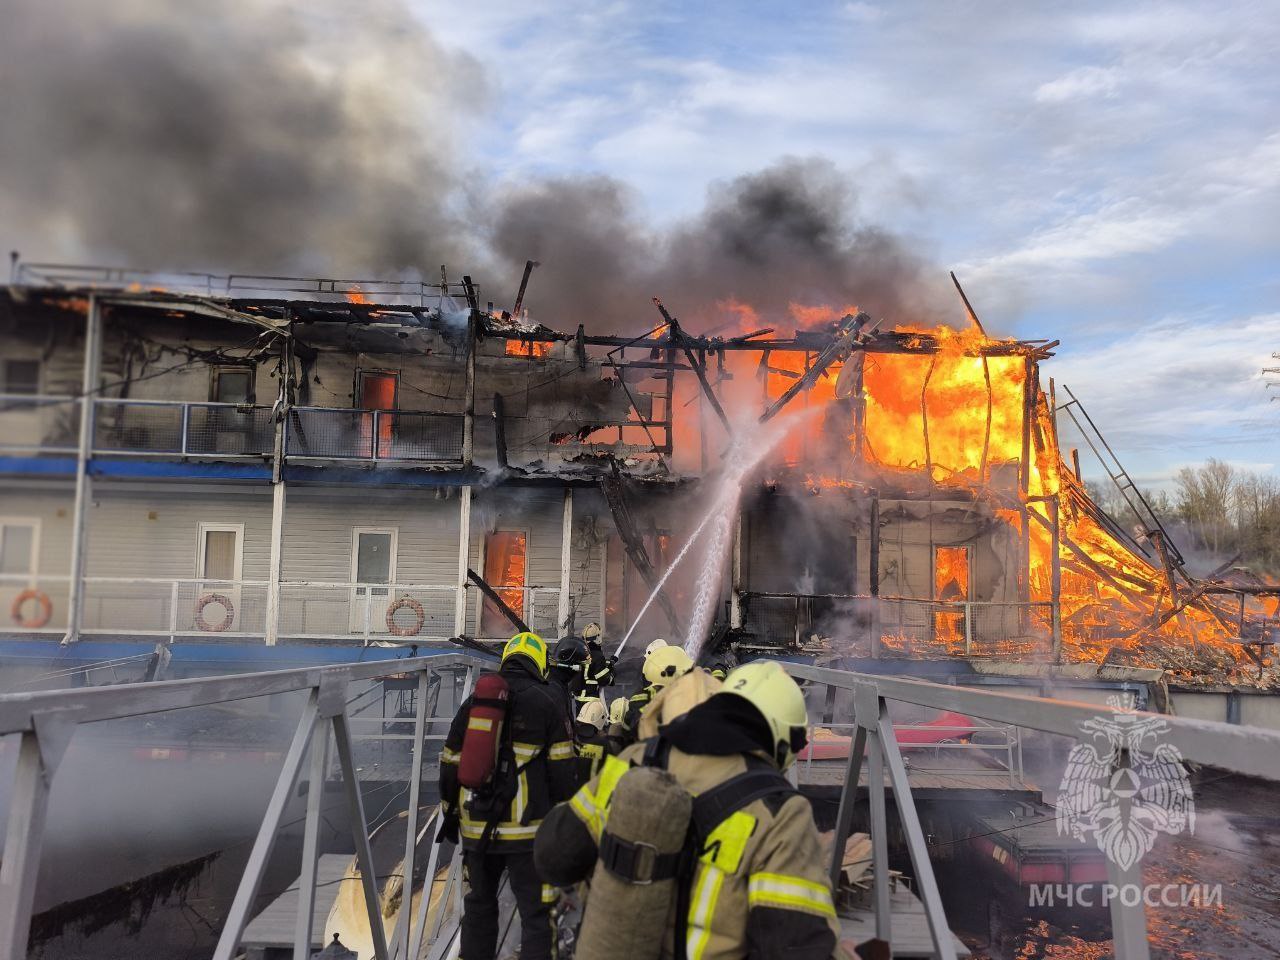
top-left (0, 260), bottom-right (1273, 687)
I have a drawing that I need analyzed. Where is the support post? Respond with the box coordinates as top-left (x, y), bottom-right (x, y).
top-left (266, 480), bottom-right (287, 645)
top-left (63, 294), bottom-right (101, 644)
top-left (827, 722), bottom-right (867, 889)
top-left (462, 313), bottom-right (477, 467)
top-left (0, 710), bottom-right (78, 960)
top-left (294, 722), bottom-right (330, 960)
top-left (866, 725), bottom-right (891, 940)
top-left (332, 697), bottom-right (391, 960)
top-left (869, 492), bottom-right (881, 658)
top-left (391, 670), bottom-right (430, 959)
top-left (455, 486), bottom-right (472, 636)
top-left (878, 708), bottom-right (959, 960)
top-left (559, 488), bottom-right (573, 634)
top-left (730, 507), bottom-right (744, 629)
top-left (213, 692), bottom-right (320, 960)
top-left (1049, 496), bottom-right (1062, 661)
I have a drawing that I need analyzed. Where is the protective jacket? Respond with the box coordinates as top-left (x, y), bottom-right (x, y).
top-left (439, 658), bottom-right (578, 851)
top-left (534, 696), bottom-right (840, 960)
top-left (580, 640), bottom-right (616, 699)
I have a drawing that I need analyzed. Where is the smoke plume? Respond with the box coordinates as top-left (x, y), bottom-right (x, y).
top-left (1, 1), bottom-right (946, 330)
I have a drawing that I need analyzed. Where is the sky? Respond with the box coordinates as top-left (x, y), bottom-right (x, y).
top-left (423, 0), bottom-right (1280, 487)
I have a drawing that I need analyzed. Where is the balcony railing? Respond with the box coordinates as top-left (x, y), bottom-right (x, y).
top-left (2, 575), bottom-right (567, 644)
top-left (0, 397), bottom-right (465, 464)
top-left (285, 407), bottom-right (463, 463)
top-left (0, 394), bottom-right (81, 453)
top-left (94, 398), bottom-right (276, 457)
top-left (740, 592), bottom-right (1055, 658)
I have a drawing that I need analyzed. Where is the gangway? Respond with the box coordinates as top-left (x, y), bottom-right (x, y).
top-left (1, 656), bottom-right (1279, 959)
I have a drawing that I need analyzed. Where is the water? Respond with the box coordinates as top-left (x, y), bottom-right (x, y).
top-left (612, 412), bottom-right (809, 660)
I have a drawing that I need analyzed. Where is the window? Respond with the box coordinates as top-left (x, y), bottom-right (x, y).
top-left (211, 366), bottom-right (254, 404)
top-left (0, 519), bottom-right (39, 577)
top-left (2, 359), bottom-right (40, 395)
top-left (197, 523), bottom-right (243, 581)
top-left (481, 530), bottom-right (527, 636)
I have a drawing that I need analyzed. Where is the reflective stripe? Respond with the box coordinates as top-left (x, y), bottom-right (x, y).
top-left (467, 716), bottom-right (494, 732)
top-left (699, 809), bottom-right (756, 874)
top-left (460, 821), bottom-right (540, 840)
top-left (541, 883), bottom-right (557, 904)
top-left (548, 741), bottom-right (576, 761)
top-left (513, 742), bottom-right (540, 760)
top-left (747, 873), bottom-right (836, 918)
top-left (440, 748), bottom-right (460, 764)
top-left (569, 789), bottom-right (600, 836)
top-left (685, 864), bottom-right (724, 960)
top-left (515, 770), bottom-right (528, 822)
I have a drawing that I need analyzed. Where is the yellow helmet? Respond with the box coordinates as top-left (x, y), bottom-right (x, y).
top-left (502, 631), bottom-right (548, 677)
top-left (608, 697), bottom-right (629, 725)
top-left (720, 661), bottom-right (809, 769)
top-left (642, 645), bottom-right (693, 689)
top-left (577, 697), bottom-right (608, 731)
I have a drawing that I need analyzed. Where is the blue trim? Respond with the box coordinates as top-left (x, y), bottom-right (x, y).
top-left (282, 464), bottom-right (477, 487)
top-left (91, 460), bottom-right (273, 481)
top-left (0, 456), bottom-right (76, 477)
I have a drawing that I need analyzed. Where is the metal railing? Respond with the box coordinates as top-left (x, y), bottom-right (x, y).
top-left (0, 651), bottom-right (487, 960)
top-left (93, 398), bottom-right (276, 457)
top-left (2, 576), bottom-right (568, 645)
top-left (741, 592), bottom-right (1055, 658)
top-left (0, 394), bottom-right (81, 453)
top-left (783, 662), bottom-right (1280, 960)
top-left (13, 261), bottom-right (475, 307)
top-left (285, 407), bottom-right (464, 463)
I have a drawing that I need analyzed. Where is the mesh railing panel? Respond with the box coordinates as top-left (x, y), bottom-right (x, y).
top-left (94, 402), bottom-right (183, 453)
top-left (0, 396), bottom-right (81, 451)
top-left (286, 408), bottom-right (464, 461)
top-left (186, 405), bottom-right (275, 456)
top-left (80, 580), bottom-right (268, 636)
top-left (878, 599), bottom-right (1053, 659)
top-left (277, 583), bottom-right (460, 640)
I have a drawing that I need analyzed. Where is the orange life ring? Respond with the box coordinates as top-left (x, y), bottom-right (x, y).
top-left (11, 589), bottom-right (52, 629)
top-left (386, 596), bottom-right (425, 637)
top-left (194, 593), bottom-right (235, 632)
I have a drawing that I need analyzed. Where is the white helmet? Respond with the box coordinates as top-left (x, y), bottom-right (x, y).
top-left (642, 645), bottom-right (693, 689)
top-left (643, 638), bottom-right (668, 660)
top-left (720, 661), bottom-right (809, 769)
top-left (608, 697), bottom-right (629, 725)
top-left (577, 697), bottom-right (608, 731)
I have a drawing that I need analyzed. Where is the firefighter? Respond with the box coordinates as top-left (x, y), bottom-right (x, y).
top-left (533, 660), bottom-right (838, 960)
top-left (574, 697), bottom-right (610, 781)
top-left (551, 635), bottom-right (591, 707)
top-left (579, 622), bottom-right (617, 699)
top-left (621, 644), bottom-right (694, 738)
top-left (438, 631), bottom-right (578, 960)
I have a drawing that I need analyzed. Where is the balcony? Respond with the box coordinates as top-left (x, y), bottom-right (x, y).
top-left (0, 394), bottom-right (81, 454)
top-left (285, 407), bottom-right (463, 463)
top-left (94, 399), bottom-right (276, 457)
top-left (2, 576), bottom-right (564, 644)
top-left (0, 397), bottom-right (465, 466)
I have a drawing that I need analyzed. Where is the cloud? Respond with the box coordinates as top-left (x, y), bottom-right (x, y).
top-left (1035, 65), bottom-right (1123, 103)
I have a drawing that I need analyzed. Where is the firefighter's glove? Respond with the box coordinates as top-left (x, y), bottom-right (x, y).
top-left (437, 810), bottom-right (461, 845)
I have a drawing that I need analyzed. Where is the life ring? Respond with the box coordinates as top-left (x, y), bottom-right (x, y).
top-left (194, 593), bottom-right (235, 632)
top-left (386, 596), bottom-right (425, 637)
top-left (11, 589), bottom-right (52, 628)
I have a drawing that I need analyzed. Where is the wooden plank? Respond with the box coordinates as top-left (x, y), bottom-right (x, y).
top-left (243, 854), bottom-right (352, 951)
top-left (838, 886), bottom-right (970, 957)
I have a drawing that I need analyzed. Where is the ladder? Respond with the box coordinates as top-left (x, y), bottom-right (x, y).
top-left (1056, 385), bottom-right (1187, 572)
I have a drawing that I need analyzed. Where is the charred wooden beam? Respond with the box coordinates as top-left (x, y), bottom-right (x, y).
top-left (511, 259), bottom-right (539, 318)
top-left (599, 464), bottom-right (682, 633)
top-left (466, 567), bottom-right (531, 633)
top-left (950, 271), bottom-right (988, 336)
top-left (653, 297), bottom-right (734, 437)
top-left (492, 392), bottom-right (509, 469)
top-left (760, 312), bottom-right (873, 424)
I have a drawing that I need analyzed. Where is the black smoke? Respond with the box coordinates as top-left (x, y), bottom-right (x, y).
top-left (1, 1), bottom-right (946, 330)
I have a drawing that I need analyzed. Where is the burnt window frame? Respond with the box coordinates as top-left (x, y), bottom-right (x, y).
top-left (209, 364), bottom-right (256, 405)
top-left (2, 358), bottom-right (41, 396)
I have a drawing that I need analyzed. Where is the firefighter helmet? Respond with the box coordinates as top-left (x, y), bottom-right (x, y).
top-left (555, 635), bottom-right (591, 668)
top-left (719, 660), bottom-right (809, 769)
top-left (582, 622), bottom-right (602, 641)
top-left (609, 696), bottom-right (629, 725)
top-left (643, 638), bottom-right (668, 660)
top-left (577, 697), bottom-right (608, 731)
top-left (642, 645), bottom-right (693, 689)
top-left (502, 631), bottom-right (548, 677)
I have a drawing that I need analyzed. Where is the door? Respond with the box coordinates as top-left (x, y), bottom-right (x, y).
top-left (358, 371), bottom-right (398, 458)
top-left (350, 527), bottom-right (398, 634)
top-left (196, 523), bottom-right (243, 631)
top-left (480, 530), bottom-right (527, 637)
top-left (933, 545), bottom-right (970, 648)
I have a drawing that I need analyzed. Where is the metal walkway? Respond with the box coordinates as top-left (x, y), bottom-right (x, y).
top-left (1, 655), bottom-right (1278, 959)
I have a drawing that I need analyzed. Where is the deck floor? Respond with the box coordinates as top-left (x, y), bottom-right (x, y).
top-left (838, 886), bottom-right (970, 957)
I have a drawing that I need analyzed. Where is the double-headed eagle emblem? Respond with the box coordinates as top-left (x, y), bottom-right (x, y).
top-left (1056, 697), bottom-right (1195, 870)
